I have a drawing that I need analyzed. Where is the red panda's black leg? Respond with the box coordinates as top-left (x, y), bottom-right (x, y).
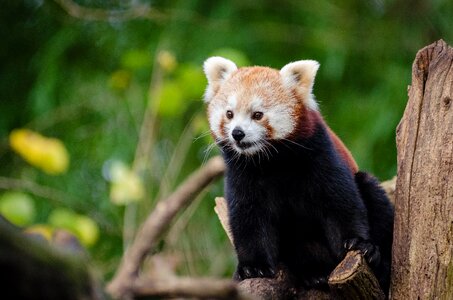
top-left (322, 202), bottom-right (381, 268)
top-left (228, 201), bottom-right (279, 280)
top-left (232, 241), bottom-right (278, 280)
top-left (231, 227), bottom-right (278, 280)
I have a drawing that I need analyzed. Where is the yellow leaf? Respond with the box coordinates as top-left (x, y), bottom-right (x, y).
top-left (74, 215), bottom-right (99, 247)
top-left (48, 209), bottom-right (100, 247)
top-left (157, 50), bottom-right (177, 73)
top-left (109, 161), bottom-right (145, 205)
top-left (9, 129), bottom-right (69, 175)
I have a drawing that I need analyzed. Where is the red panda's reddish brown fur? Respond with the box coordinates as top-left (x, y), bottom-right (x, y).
top-left (291, 101), bottom-right (359, 174)
top-left (203, 57), bottom-right (394, 295)
top-left (326, 125), bottom-right (359, 174)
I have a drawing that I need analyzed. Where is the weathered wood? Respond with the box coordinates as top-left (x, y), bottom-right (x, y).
top-left (391, 39), bottom-right (453, 299)
top-left (133, 277), bottom-right (254, 300)
top-left (214, 196), bottom-right (234, 243)
top-left (381, 176), bottom-right (396, 205)
top-left (329, 251), bottom-right (385, 300)
top-left (238, 269), bottom-right (299, 300)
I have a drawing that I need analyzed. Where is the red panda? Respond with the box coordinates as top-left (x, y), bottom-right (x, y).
top-left (203, 57), bottom-right (394, 295)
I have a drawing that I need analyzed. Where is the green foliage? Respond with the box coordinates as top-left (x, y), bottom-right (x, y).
top-left (121, 49), bottom-right (153, 70)
top-left (0, 192), bottom-right (36, 226)
top-left (1, 0), bottom-right (452, 281)
top-left (49, 208), bottom-right (100, 247)
top-left (156, 81), bottom-right (186, 117)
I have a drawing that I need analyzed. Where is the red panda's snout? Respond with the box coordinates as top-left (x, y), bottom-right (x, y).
top-left (231, 128), bottom-right (245, 142)
top-left (218, 106), bottom-right (271, 155)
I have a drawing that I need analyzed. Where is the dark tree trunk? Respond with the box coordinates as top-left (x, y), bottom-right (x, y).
top-left (391, 39), bottom-right (453, 299)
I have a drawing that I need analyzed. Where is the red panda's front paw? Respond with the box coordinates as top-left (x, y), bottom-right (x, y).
top-left (344, 238), bottom-right (381, 267)
top-left (234, 262), bottom-right (276, 281)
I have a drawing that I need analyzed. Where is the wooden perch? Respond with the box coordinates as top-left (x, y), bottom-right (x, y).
top-left (329, 251), bottom-right (385, 299)
top-left (107, 156), bottom-right (225, 299)
top-left (238, 271), bottom-right (300, 300)
top-left (132, 277), bottom-right (254, 300)
top-left (391, 39), bottom-right (453, 299)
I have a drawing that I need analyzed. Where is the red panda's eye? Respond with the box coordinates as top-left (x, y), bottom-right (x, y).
top-left (252, 112), bottom-right (263, 120)
top-left (226, 110), bottom-right (234, 119)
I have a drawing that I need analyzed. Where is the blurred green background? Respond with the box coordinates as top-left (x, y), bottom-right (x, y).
top-left (1, 0), bottom-right (452, 281)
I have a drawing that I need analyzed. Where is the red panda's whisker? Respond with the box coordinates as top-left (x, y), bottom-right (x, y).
top-left (263, 140), bottom-right (279, 154)
top-left (281, 138), bottom-right (313, 151)
top-left (201, 142), bottom-right (219, 165)
top-left (193, 130), bottom-right (212, 141)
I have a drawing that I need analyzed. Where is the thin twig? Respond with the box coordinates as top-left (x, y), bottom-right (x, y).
top-left (53, 0), bottom-right (168, 22)
top-left (0, 176), bottom-right (72, 205)
top-left (107, 156), bottom-right (225, 299)
top-left (155, 119), bottom-right (196, 200)
top-left (53, 0), bottom-right (231, 29)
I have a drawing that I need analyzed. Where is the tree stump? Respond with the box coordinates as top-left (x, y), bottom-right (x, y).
top-left (391, 39), bottom-right (453, 299)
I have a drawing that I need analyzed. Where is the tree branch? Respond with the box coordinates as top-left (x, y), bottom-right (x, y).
top-left (53, 0), bottom-right (167, 22)
top-left (107, 156), bottom-right (225, 299)
top-left (391, 39), bottom-right (453, 299)
top-left (132, 277), bottom-right (254, 300)
top-left (329, 251), bottom-right (385, 299)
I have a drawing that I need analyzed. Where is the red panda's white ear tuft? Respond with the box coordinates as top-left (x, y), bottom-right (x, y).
top-left (203, 56), bottom-right (237, 103)
top-left (280, 60), bottom-right (320, 110)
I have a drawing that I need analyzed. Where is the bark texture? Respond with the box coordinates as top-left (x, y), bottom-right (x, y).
top-left (391, 39), bottom-right (453, 299)
top-left (132, 277), bottom-right (253, 299)
top-left (329, 251), bottom-right (384, 300)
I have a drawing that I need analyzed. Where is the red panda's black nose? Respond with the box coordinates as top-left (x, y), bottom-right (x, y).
top-left (232, 128), bottom-right (245, 141)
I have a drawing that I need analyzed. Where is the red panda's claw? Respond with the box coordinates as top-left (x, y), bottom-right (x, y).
top-left (343, 238), bottom-right (381, 267)
top-left (236, 263), bottom-right (276, 280)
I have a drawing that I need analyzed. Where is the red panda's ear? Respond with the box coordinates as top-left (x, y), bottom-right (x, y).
top-left (280, 60), bottom-right (320, 110)
top-left (203, 56), bottom-right (237, 103)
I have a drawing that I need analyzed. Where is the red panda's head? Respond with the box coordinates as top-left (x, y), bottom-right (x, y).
top-left (203, 56), bottom-right (320, 156)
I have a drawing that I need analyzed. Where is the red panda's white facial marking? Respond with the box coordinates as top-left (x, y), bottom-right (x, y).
top-left (203, 57), bottom-right (319, 156)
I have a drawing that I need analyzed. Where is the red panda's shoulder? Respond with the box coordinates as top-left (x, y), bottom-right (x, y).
top-left (304, 110), bottom-right (359, 174)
